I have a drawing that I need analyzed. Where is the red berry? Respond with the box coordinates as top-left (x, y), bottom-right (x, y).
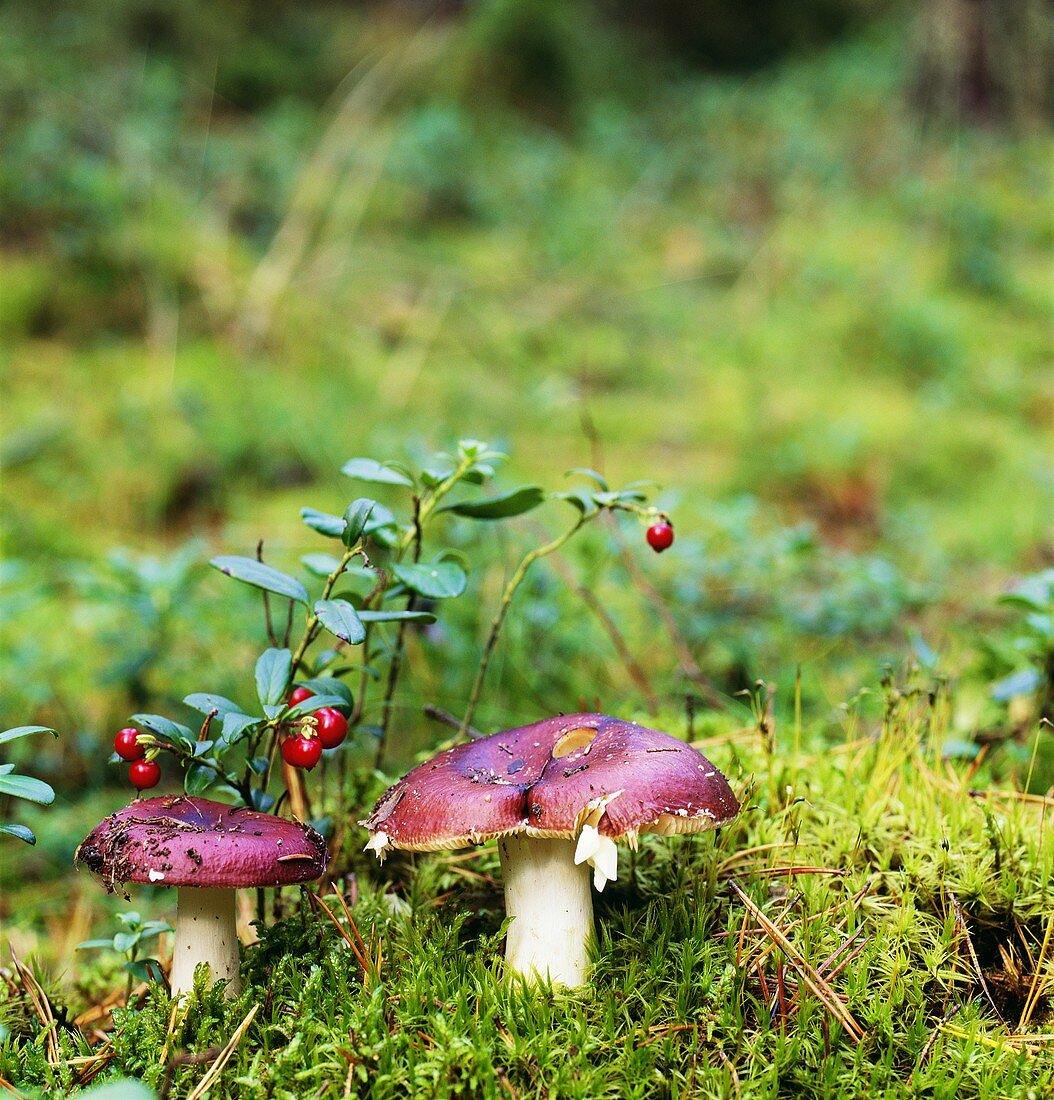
top-left (115, 727), bottom-right (145, 761)
top-left (129, 759), bottom-right (161, 790)
top-left (646, 522), bottom-right (674, 553)
top-left (282, 734), bottom-right (323, 770)
top-left (314, 707), bottom-right (348, 749)
top-left (289, 686), bottom-right (314, 707)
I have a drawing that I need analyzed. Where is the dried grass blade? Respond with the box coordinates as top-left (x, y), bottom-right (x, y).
top-left (185, 1003), bottom-right (258, 1100)
top-left (311, 890), bottom-right (369, 974)
top-left (10, 949), bottom-right (60, 1064)
top-left (729, 882), bottom-right (864, 1043)
top-left (1019, 910), bottom-right (1054, 1030)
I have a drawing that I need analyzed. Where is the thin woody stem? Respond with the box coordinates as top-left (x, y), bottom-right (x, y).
top-left (460, 515), bottom-right (587, 738)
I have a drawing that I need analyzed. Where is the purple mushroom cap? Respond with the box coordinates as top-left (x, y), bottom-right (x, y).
top-left (75, 796), bottom-right (329, 892)
top-left (362, 713), bottom-right (739, 852)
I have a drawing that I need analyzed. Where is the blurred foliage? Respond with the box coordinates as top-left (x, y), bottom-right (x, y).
top-left (0, 0), bottom-right (1052, 969)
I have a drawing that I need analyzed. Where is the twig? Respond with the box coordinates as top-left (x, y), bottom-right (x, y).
top-left (968, 788), bottom-right (1054, 809)
top-left (460, 516), bottom-right (587, 737)
top-left (724, 865), bottom-right (847, 879)
top-left (603, 512), bottom-right (727, 710)
top-left (546, 551), bottom-right (659, 714)
top-left (908, 1005), bottom-right (961, 1088)
top-left (424, 704), bottom-right (481, 738)
top-left (256, 540), bottom-right (278, 647)
top-left (728, 881), bottom-right (864, 1043)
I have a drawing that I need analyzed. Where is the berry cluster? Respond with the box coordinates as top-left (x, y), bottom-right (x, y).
top-left (113, 687), bottom-right (351, 791)
top-left (114, 727), bottom-right (160, 790)
top-left (281, 686), bottom-right (348, 771)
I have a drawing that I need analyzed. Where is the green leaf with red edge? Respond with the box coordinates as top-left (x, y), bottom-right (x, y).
top-left (314, 600), bottom-right (366, 645)
top-left (210, 556), bottom-right (309, 605)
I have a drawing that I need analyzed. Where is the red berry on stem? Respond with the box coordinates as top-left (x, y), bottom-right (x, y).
top-left (646, 522), bottom-right (674, 553)
top-left (129, 759), bottom-right (161, 790)
top-left (115, 727), bottom-right (145, 761)
top-left (282, 735), bottom-right (323, 770)
top-left (289, 686), bottom-right (314, 707)
top-left (314, 707), bottom-right (348, 749)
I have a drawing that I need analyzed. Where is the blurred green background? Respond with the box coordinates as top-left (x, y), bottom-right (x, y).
top-left (1, 0), bottom-right (1052, 887)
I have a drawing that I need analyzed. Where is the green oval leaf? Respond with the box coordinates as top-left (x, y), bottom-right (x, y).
top-left (219, 712), bottom-right (260, 747)
top-left (295, 676), bottom-right (354, 706)
top-left (301, 552), bottom-right (343, 577)
top-left (285, 694), bottom-right (348, 719)
top-left (343, 498), bottom-right (376, 547)
top-left (184, 762), bottom-right (217, 796)
top-left (210, 556), bottom-right (309, 605)
top-left (392, 562), bottom-right (467, 600)
top-left (255, 648), bottom-right (293, 708)
top-left (357, 609), bottom-right (438, 625)
top-left (565, 467), bottom-right (609, 491)
top-left (341, 457), bottom-right (414, 487)
top-left (112, 931), bottom-right (139, 954)
top-left (183, 694), bottom-right (243, 718)
top-left (131, 714), bottom-right (195, 751)
top-left (0, 773), bottom-right (55, 805)
top-left (301, 508), bottom-right (345, 539)
top-left (440, 486), bottom-right (545, 521)
top-left (314, 599), bottom-right (366, 645)
top-left (0, 823), bottom-right (36, 844)
top-left (0, 725), bottom-right (57, 746)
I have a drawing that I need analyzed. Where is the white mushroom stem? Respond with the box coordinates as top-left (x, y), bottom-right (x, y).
top-left (498, 835), bottom-right (593, 987)
top-left (170, 887), bottom-right (242, 998)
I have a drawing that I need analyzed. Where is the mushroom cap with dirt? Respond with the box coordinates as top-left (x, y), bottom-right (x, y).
top-left (75, 796), bottom-right (328, 996)
top-left (361, 713), bottom-right (739, 987)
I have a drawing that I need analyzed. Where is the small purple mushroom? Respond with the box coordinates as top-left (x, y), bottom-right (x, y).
top-left (362, 713), bottom-right (739, 986)
top-left (75, 796), bottom-right (328, 996)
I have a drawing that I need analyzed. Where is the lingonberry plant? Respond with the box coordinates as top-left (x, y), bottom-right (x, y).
top-left (0, 726), bottom-right (57, 845)
top-left (104, 441), bottom-right (668, 818)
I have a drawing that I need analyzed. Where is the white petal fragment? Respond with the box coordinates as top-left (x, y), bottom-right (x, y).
top-left (575, 791), bottom-right (624, 893)
top-left (364, 831), bottom-right (390, 862)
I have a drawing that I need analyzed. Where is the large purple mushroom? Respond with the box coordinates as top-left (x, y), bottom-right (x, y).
top-left (362, 713), bottom-right (739, 986)
top-left (76, 796), bottom-right (328, 996)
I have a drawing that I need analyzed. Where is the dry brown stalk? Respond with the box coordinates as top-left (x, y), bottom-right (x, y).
top-left (9, 949), bottom-right (60, 1064)
top-left (729, 881), bottom-right (865, 1043)
top-left (1019, 911), bottom-right (1054, 1030)
top-left (185, 1004), bottom-right (259, 1100)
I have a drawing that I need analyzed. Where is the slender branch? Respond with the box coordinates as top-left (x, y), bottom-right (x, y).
top-left (289, 543), bottom-right (362, 676)
top-left (376, 499), bottom-right (423, 768)
top-left (460, 515), bottom-right (586, 738)
top-left (257, 540), bottom-right (278, 647)
top-left (604, 512), bottom-right (726, 709)
top-left (545, 550), bottom-right (659, 715)
top-left (424, 704), bottom-right (481, 738)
